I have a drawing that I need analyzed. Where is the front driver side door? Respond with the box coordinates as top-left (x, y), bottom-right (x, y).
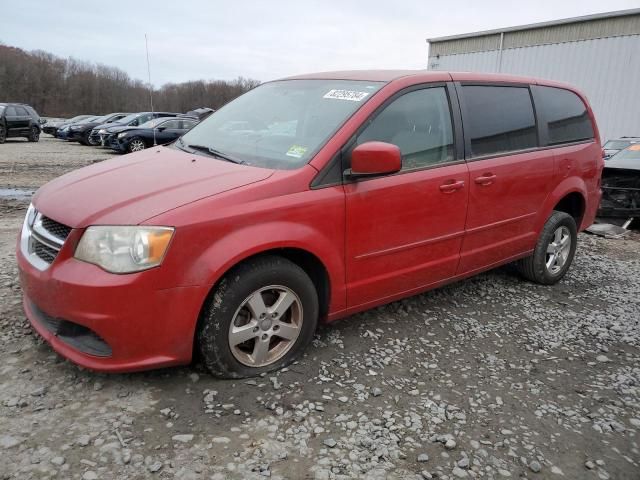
top-left (344, 85), bottom-right (469, 309)
top-left (154, 119), bottom-right (183, 144)
top-left (5, 106), bottom-right (21, 136)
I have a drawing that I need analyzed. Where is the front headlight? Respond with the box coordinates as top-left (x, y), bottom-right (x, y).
top-left (74, 226), bottom-right (174, 273)
top-left (99, 129), bottom-right (107, 134)
top-left (117, 132), bottom-right (127, 138)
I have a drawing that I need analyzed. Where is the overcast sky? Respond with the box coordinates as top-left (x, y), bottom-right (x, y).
top-left (3, 1), bottom-right (638, 86)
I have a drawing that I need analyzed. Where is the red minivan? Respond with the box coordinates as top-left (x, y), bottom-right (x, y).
top-left (17, 71), bottom-right (603, 377)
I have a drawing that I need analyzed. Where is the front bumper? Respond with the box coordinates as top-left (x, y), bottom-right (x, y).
top-left (107, 135), bottom-right (128, 152)
top-left (67, 130), bottom-right (84, 141)
top-left (17, 228), bottom-right (205, 373)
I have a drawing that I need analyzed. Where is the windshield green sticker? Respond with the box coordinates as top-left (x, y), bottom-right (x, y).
top-left (323, 89), bottom-right (370, 102)
top-left (286, 145), bottom-right (308, 158)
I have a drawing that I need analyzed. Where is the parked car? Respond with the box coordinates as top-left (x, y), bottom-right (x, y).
top-left (603, 137), bottom-right (640, 159)
top-left (0, 103), bottom-right (43, 143)
top-left (106, 116), bottom-right (198, 153)
top-left (186, 107), bottom-right (215, 120)
top-left (17, 70), bottom-right (602, 378)
top-left (597, 144), bottom-right (640, 220)
top-left (90, 112), bottom-right (180, 146)
top-left (43, 115), bottom-right (94, 136)
top-left (67, 113), bottom-right (129, 145)
top-left (56, 116), bottom-right (101, 140)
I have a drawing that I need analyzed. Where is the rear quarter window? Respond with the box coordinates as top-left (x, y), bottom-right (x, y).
top-left (534, 86), bottom-right (594, 145)
top-left (461, 85), bottom-right (537, 158)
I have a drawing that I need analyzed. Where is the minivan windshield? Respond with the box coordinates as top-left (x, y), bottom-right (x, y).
top-left (178, 79), bottom-right (384, 169)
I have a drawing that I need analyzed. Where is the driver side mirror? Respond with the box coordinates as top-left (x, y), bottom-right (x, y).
top-left (348, 141), bottom-right (402, 178)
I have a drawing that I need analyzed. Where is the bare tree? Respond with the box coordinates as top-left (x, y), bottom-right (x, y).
top-left (0, 43), bottom-right (259, 117)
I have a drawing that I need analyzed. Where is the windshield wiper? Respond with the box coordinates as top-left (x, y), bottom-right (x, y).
top-left (186, 143), bottom-right (244, 164)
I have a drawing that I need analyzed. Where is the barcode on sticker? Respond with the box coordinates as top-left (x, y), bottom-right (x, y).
top-left (323, 89), bottom-right (370, 102)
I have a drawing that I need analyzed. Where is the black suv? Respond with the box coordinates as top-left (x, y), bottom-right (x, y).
top-left (0, 103), bottom-right (43, 143)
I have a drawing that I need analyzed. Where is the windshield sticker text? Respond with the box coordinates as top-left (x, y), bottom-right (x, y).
top-left (323, 90), bottom-right (370, 102)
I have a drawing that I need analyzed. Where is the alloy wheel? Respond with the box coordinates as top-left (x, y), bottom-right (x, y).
top-left (228, 285), bottom-right (303, 367)
top-left (129, 139), bottom-right (145, 152)
top-left (545, 226), bottom-right (571, 274)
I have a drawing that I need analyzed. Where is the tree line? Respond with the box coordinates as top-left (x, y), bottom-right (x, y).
top-left (0, 43), bottom-right (260, 117)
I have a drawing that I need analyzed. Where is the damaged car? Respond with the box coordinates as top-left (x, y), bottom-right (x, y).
top-left (603, 137), bottom-right (640, 159)
top-left (598, 144), bottom-right (640, 221)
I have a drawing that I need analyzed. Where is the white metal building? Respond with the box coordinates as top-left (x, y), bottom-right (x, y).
top-left (427, 9), bottom-right (640, 142)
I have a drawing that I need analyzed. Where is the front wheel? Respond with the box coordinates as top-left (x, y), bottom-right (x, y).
top-left (28, 126), bottom-right (40, 142)
top-left (197, 256), bottom-right (319, 378)
top-left (0, 125), bottom-right (6, 144)
top-left (516, 211), bottom-right (577, 285)
top-left (127, 137), bottom-right (146, 153)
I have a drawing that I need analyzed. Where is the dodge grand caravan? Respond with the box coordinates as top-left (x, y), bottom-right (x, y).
top-left (17, 70), bottom-right (603, 378)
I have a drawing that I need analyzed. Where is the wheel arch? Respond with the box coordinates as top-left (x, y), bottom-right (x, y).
top-left (537, 177), bottom-right (588, 232)
top-left (191, 246), bottom-right (332, 360)
top-left (553, 191), bottom-right (586, 229)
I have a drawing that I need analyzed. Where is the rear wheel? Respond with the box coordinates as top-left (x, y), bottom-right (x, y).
top-left (197, 256), bottom-right (319, 378)
top-left (127, 137), bottom-right (146, 153)
top-left (0, 125), bottom-right (6, 144)
top-left (87, 133), bottom-right (100, 146)
top-left (516, 211), bottom-right (577, 285)
top-left (27, 126), bottom-right (39, 142)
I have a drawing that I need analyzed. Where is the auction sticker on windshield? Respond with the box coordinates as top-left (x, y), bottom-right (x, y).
top-left (323, 89), bottom-right (370, 102)
top-left (286, 145), bottom-right (308, 158)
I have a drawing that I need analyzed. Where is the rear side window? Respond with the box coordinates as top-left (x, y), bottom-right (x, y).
top-left (461, 85), bottom-right (537, 158)
top-left (162, 120), bottom-right (182, 129)
top-left (535, 86), bottom-right (594, 145)
top-left (355, 87), bottom-right (455, 170)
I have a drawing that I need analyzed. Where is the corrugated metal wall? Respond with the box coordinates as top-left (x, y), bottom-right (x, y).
top-left (429, 34), bottom-right (640, 141)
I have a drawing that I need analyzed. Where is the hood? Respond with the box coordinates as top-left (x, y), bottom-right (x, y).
top-left (105, 125), bottom-right (134, 134)
top-left (605, 155), bottom-right (640, 171)
top-left (33, 146), bottom-right (274, 227)
top-left (71, 121), bottom-right (101, 129)
top-left (93, 122), bottom-right (121, 131)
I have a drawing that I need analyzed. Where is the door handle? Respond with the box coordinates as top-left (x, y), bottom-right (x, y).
top-left (474, 174), bottom-right (497, 185)
top-left (439, 180), bottom-right (465, 193)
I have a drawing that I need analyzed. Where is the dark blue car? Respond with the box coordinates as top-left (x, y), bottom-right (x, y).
top-left (90, 111), bottom-right (180, 146)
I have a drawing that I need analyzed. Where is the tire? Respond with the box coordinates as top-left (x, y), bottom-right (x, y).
top-left (87, 133), bottom-right (100, 146)
top-left (127, 137), bottom-right (146, 153)
top-left (197, 255), bottom-right (319, 378)
top-left (516, 211), bottom-right (577, 285)
top-left (79, 131), bottom-right (90, 146)
top-left (0, 125), bottom-right (6, 144)
top-left (27, 126), bottom-right (40, 142)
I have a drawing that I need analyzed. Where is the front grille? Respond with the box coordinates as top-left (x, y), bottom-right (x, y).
top-left (29, 300), bottom-right (112, 357)
top-left (41, 216), bottom-right (72, 240)
top-left (34, 242), bottom-right (57, 263)
top-left (21, 206), bottom-right (72, 270)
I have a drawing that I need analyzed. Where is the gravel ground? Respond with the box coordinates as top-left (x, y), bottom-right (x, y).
top-left (1, 136), bottom-right (639, 479)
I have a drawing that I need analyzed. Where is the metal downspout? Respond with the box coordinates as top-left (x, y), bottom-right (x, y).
top-left (496, 32), bottom-right (504, 73)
